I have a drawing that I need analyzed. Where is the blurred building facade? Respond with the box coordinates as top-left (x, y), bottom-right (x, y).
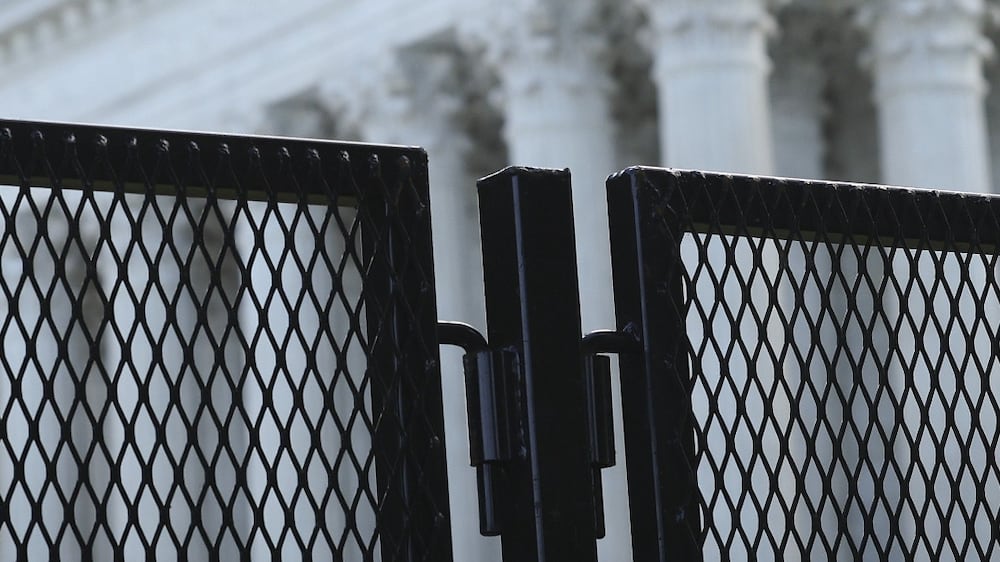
top-left (1, 0), bottom-right (999, 560)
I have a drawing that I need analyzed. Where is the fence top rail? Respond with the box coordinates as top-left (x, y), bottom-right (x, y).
top-left (0, 118), bottom-right (427, 205)
top-left (610, 166), bottom-right (1000, 254)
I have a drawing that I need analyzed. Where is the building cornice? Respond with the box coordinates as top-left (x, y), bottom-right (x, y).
top-left (0, 0), bottom-right (159, 66)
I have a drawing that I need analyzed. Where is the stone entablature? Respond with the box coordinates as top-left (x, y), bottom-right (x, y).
top-left (0, 0), bottom-right (156, 65)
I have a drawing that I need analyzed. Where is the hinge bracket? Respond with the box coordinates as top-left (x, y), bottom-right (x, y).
top-left (581, 324), bottom-right (640, 538)
top-left (438, 321), bottom-right (521, 537)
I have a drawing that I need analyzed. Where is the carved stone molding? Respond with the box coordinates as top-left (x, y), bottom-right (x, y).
top-left (857, 0), bottom-right (995, 95)
top-left (645, 0), bottom-right (780, 35)
top-left (0, 0), bottom-right (157, 67)
top-left (458, 0), bottom-right (617, 99)
top-left (858, 0), bottom-right (993, 58)
top-left (316, 36), bottom-right (507, 170)
top-left (642, 0), bottom-right (784, 72)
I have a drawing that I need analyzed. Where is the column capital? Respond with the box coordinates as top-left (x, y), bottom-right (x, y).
top-left (642, 0), bottom-right (785, 72)
top-left (644, 0), bottom-right (785, 34)
top-left (857, 0), bottom-right (993, 59)
top-left (322, 49), bottom-right (472, 154)
top-left (458, 0), bottom-right (615, 99)
top-left (643, 0), bottom-right (779, 173)
top-left (857, 0), bottom-right (994, 96)
top-left (857, 0), bottom-right (990, 22)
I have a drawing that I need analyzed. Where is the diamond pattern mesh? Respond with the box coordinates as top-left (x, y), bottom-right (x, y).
top-left (0, 121), bottom-right (451, 561)
top-left (608, 168), bottom-right (1000, 561)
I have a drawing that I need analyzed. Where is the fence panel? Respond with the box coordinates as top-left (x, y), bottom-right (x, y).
top-left (0, 120), bottom-right (452, 562)
top-left (607, 167), bottom-right (1000, 561)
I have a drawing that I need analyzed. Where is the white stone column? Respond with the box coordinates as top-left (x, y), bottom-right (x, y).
top-left (0, 188), bottom-right (105, 561)
top-left (647, 0), bottom-right (778, 174)
top-left (861, 0), bottom-right (993, 193)
top-left (861, 2), bottom-right (995, 558)
top-left (352, 72), bottom-right (486, 339)
top-left (648, 2), bottom-right (787, 558)
top-left (771, 55), bottom-right (827, 179)
top-left (339, 52), bottom-right (499, 562)
top-left (468, 2), bottom-right (628, 558)
top-left (488, 15), bottom-right (618, 334)
top-left (770, 41), bottom-right (834, 560)
top-left (229, 103), bottom-right (316, 561)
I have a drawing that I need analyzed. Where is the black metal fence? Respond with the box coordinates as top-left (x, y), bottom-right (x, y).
top-left (604, 168), bottom-right (1000, 561)
top-left (458, 166), bottom-right (1000, 562)
top-left (0, 120), bottom-right (451, 561)
top-left (3, 119), bottom-right (1000, 562)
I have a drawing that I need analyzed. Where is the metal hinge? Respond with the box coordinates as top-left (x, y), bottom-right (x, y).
top-left (438, 321), bottom-right (521, 537)
top-left (580, 326), bottom-right (640, 539)
top-left (440, 322), bottom-right (640, 539)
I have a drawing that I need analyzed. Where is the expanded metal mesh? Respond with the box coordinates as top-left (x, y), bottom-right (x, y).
top-left (609, 168), bottom-right (1000, 561)
top-left (0, 121), bottom-right (451, 561)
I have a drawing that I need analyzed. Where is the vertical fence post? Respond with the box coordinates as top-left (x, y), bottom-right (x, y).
top-left (362, 152), bottom-right (453, 562)
top-left (606, 168), bottom-right (701, 561)
top-left (477, 167), bottom-right (599, 562)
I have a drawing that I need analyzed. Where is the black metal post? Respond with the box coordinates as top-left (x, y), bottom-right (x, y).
top-left (606, 168), bottom-right (701, 562)
top-left (362, 152), bottom-right (453, 562)
top-left (477, 167), bottom-right (599, 562)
